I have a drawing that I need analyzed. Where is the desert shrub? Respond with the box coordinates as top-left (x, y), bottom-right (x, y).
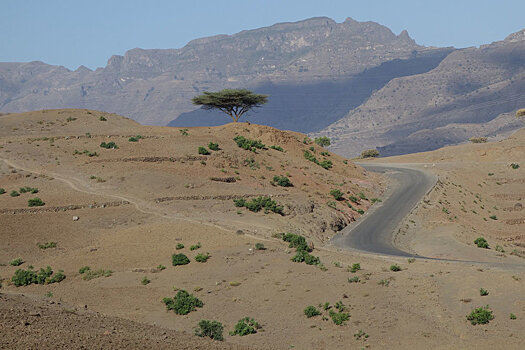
top-left (66, 116), bottom-right (76, 122)
top-left (378, 279), bottom-right (390, 287)
top-left (357, 209), bottom-right (365, 214)
top-left (304, 150), bottom-right (332, 169)
top-left (242, 157), bottom-right (259, 170)
top-left (318, 159), bottom-right (332, 169)
top-left (469, 137), bottom-right (488, 143)
top-left (12, 266), bottom-right (65, 286)
top-left (230, 317), bottom-right (261, 336)
top-left (314, 136), bottom-right (331, 147)
top-left (474, 237), bottom-right (489, 249)
top-left (128, 136), bottom-right (139, 142)
top-left (354, 330), bottom-right (369, 340)
top-left (349, 263), bottom-right (361, 273)
top-left (304, 305), bottom-right (321, 318)
top-left (195, 253), bottom-right (210, 263)
top-left (157, 264), bottom-right (166, 271)
top-left (10, 190), bottom-right (20, 197)
top-left (207, 142), bottom-right (220, 151)
top-left (99, 116), bottom-right (107, 121)
top-left (100, 141), bottom-right (118, 149)
top-left (371, 198), bottom-right (382, 204)
top-left (272, 175), bottom-right (292, 187)
top-left (38, 242), bottom-right (57, 250)
top-left (233, 196), bottom-right (283, 214)
top-left (495, 245), bottom-right (505, 253)
top-left (358, 192), bottom-right (367, 200)
top-left (270, 145), bottom-right (283, 152)
top-left (0, 188), bottom-right (4, 194)
top-left (255, 243), bottom-right (266, 250)
top-left (348, 195), bottom-right (359, 203)
top-left (389, 264), bottom-right (401, 272)
top-left (195, 320), bottom-right (223, 340)
top-left (510, 163), bottom-right (520, 169)
top-left (330, 189), bottom-right (344, 200)
top-left (291, 250), bottom-right (320, 265)
top-left (329, 310), bottom-right (350, 325)
top-left (78, 266), bottom-right (91, 274)
top-left (82, 269), bottom-right (112, 280)
top-left (360, 149), bottom-right (380, 158)
top-left (466, 305), bottom-right (494, 325)
top-left (10, 258), bottom-right (24, 266)
top-left (489, 215), bottom-right (497, 220)
top-left (163, 290), bottom-right (203, 315)
top-left (320, 151), bottom-right (330, 156)
top-left (198, 146), bottom-right (210, 155)
top-left (176, 243), bottom-right (184, 250)
top-left (28, 197), bottom-right (45, 207)
top-left (510, 313), bottom-right (517, 320)
top-left (190, 242), bottom-right (201, 251)
top-left (348, 276), bottom-right (360, 283)
top-left (282, 233), bottom-right (310, 251)
top-left (172, 253), bottom-right (190, 266)
top-left (233, 136), bottom-right (265, 151)
top-left (141, 277), bottom-right (151, 285)
top-left (20, 187), bottom-right (38, 194)
top-left (408, 257), bottom-right (416, 263)
top-left (479, 288), bottom-right (489, 296)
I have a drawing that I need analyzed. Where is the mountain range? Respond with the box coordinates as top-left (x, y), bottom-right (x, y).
top-left (1, 17), bottom-right (524, 156)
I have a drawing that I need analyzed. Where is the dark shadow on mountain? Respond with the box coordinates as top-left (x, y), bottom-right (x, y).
top-left (168, 49), bottom-right (453, 133)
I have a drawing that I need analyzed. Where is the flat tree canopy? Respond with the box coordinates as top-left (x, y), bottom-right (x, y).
top-left (192, 89), bottom-right (268, 122)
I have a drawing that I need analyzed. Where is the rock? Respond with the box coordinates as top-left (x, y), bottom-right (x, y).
top-left (72, 216), bottom-right (79, 221)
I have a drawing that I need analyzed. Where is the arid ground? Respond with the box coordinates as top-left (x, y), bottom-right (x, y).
top-left (1, 109), bottom-right (524, 349)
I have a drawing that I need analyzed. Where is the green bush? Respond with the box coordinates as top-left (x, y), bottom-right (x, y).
top-left (28, 197), bottom-right (45, 207)
top-left (329, 310), bottom-right (350, 325)
top-left (360, 149), bottom-right (380, 158)
top-left (282, 233), bottom-right (310, 251)
top-left (314, 136), bottom-right (331, 147)
top-left (304, 306), bottom-right (321, 318)
top-left (510, 313), bottom-right (517, 320)
top-left (479, 288), bottom-right (489, 296)
top-left (190, 242), bottom-right (201, 251)
top-left (233, 136), bottom-right (265, 151)
top-left (466, 305), bottom-right (494, 325)
top-left (349, 263), bottom-right (361, 273)
top-left (141, 277), bottom-right (151, 285)
top-left (330, 189), bottom-right (344, 200)
top-left (303, 150), bottom-right (332, 169)
top-left (357, 209), bottom-right (365, 215)
top-left (233, 196), bottom-right (283, 214)
top-left (272, 175), bottom-right (293, 187)
top-left (163, 290), bottom-right (203, 315)
top-left (78, 266), bottom-right (91, 274)
top-left (389, 264), bottom-right (401, 272)
top-left (474, 237), bottom-right (489, 249)
top-left (358, 192), bottom-right (367, 200)
top-left (0, 188), bottom-right (5, 194)
top-left (99, 116), bottom-right (107, 121)
top-left (255, 243), bottom-right (266, 250)
top-left (172, 253), bottom-right (190, 266)
top-left (208, 142), bottom-right (220, 151)
top-left (348, 195), bottom-right (359, 203)
top-left (270, 145), bottom-right (283, 152)
top-left (348, 276), bottom-right (360, 283)
top-left (10, 258), bottom-right (24, 266)
top-left (469, 137), bottom-right (488, 143)
top-left (510, 163), bottom-right (520, 169)
top-left (100, 141), bottom-right (118, 149)
top-left (489, 215), bottom-right (497, 220)
top-left (10, 190), bottom-right (20, 197)
top-left (291, 250), bottom-right (320, 265)
top-left (20, 187), bottom-right (38, 194)
top-left (195, 252), bottom-right (210, 263)
top-left (12, 266), bottom-right (65, 287)
top-left (128, 137), bottom-right (139, 142)
top-left (198, 146), bottom-right (210, 155)
top-left (176, 243), bottom-right (184, 250)
top-left (195, 320), bottom-right (224, 341)
top-left (38, 242), bottom-right (57, 250)
top-left (82, 269), bottom-right (112, 280)
top-left (230, 317), bottom-right (261, 336)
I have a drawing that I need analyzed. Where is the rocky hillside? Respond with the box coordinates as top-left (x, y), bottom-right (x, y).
top-left (318, 29), bottom-right (525, 156)
top-left (0, 17), bottom-right (447, 131)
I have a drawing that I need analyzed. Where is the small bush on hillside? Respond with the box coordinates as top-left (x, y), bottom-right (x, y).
top-left (292, 249), bottom-right (320, 265)
top-left (78, 266), bottom-right (91, 274)
top-left (479, 288), bottom-right (489, 296)
top-left (28, 198), bottom-right (45, 207)
top-left (172, 253), bottom-right (190, 266)
top-left (82, 269), bottom-right (112, 280)
top-left (195, 320), bottom-right (224, 341)
top-left (360, 149), bottom-right (380, 158)
top-left (304, 305), bottom-right (321, 318)
top-left (128, 136), bottom-right (139, 142)
top-left (10, 190), bottom-right (20, 197)
top-left (255, 243), bottom-right (266, 250)
top-left (208, 142), bottom-right (220, 151)
top-left (314, 136), bottom-right (331, 147)
top-left (329, 310), bottom-right (350, 325)
top-left (318, 159), bottom-right (333, 169)
top-left (176, 243), bottom-right (184, 250)
top-left (190, 242), bottom-right (201, 251)
top-left (198, 146), bottom-right (210, 155)
top-left (141, 277), bottom-right (151, 285)
top-left (320, 151), bottom-right (330, 156)
top-left (272, 175), bottom-right (293, 187)
top-left (20, 187), bottom-right (38, 194)
top-left (233, 196), bottom-right (283, 214)
top-left (282, 233), bottom-right (310, 251)
top-left (358, 192), bottom-right (367, 200)
top-left (466, 305), bottom-right (494, 325)
top-left (100, 141), bottom-right (118, 149)
top-left (348, 276), bottom-right (360, 283)
top-left (38, 242), bottom-right (57, 250)
top-left (270, 145), bottom-right (283, 152)
top-left (474, 237), bottom-right (489, 249)
top-left (195, 252), bottom-right (210, 263)
top-left (510, 313), bottom-right (517, 320)
top-left (330, 189), bottom-right (344, 200)
top-left (10, 258), bottom-right (24, 266)
top-left (357, 209), bottom-right (365, 214)
top-left (303, 150), bottom-right (332, 169)
top-left (348, 195), bottom-right (359, 204)
top-left (469, 137), bottom-right (487, 143)
top-left (233, 136), bottom-right (266, 151)
top-left (12, 266), bottom-right (65, 287)
top-left (99, 116), bottom-right (107, 121)
top-left (489, 215), bottom-right (497, 220)
top-left (389, 264), bottom-right (401, 272)
top-left (230, 317), bottom-right (261, 336)
top-left (163, 290), bottom-right (203, 315)
top-left (0, 188), bottom-right (5, 194)
top-left (510, 163), bottom-right (520, 169)
top-left (349, 263), bottom-right (361, 273)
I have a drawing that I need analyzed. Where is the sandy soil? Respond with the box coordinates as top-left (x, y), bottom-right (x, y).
top-left (1, 109), bottom-right (524, 349)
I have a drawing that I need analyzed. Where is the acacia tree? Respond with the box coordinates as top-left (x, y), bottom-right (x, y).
top-left (192, 89), bottom-right (268, 122)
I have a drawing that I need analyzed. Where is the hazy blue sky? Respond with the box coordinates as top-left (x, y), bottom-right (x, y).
top-left (1, 0), bottom-right (524, 70)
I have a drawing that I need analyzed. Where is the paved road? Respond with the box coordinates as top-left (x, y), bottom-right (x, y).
top-left (331, 163), bottom-right (437, 257)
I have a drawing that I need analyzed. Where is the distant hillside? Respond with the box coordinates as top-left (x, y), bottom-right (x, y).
top-left (318, 29), bottom-right (525, 156)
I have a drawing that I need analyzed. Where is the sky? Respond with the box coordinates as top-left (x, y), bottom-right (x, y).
top-left (1, 0), bottom-right (524, 70)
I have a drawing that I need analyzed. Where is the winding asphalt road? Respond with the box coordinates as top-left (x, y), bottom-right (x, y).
top-left (331, 163), bottom-right (437, 257)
